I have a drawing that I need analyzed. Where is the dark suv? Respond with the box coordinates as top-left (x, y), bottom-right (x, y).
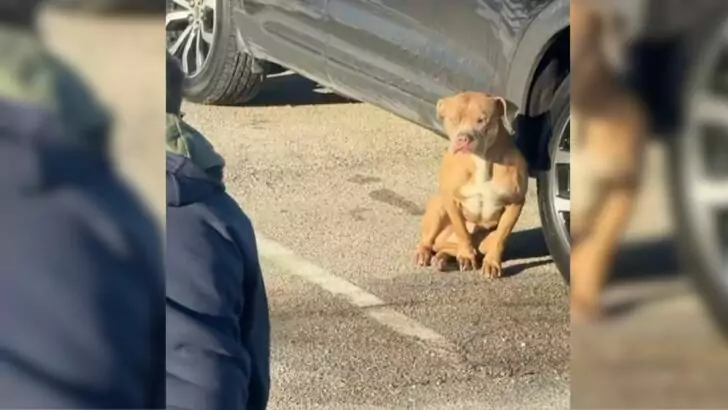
top-left (165, 0), bottom-right (572, 280)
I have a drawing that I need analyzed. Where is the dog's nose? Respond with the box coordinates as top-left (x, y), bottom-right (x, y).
top-left (456, 134), bottom-right (471, 144)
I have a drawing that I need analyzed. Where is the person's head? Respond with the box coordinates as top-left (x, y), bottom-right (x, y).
top-left (0, 1), bottom-right (44, 27)
top-left (166, 52), bottom-right (184, 115)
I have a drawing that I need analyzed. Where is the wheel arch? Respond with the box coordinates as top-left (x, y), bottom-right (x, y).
top-left (505, 0), bottom-right (570, 174)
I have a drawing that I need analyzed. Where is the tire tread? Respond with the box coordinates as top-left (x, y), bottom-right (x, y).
top-left (183, 7), bottom-right (265, 105)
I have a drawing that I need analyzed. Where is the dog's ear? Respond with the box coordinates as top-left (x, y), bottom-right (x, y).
top-left (494, 96), bottom-right (516, 134)
top-left (436, 97), bottom-right (449, 120)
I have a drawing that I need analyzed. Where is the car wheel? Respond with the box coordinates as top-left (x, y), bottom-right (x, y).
top-left (669, 18), bottom-right (728, 336)
top-left (165, 0), bottom-right (265, 105)
top-left (537, 76), bottom-right (571, 283)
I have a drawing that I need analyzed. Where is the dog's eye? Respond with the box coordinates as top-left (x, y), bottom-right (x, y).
top-left (477, 117), bottom-right (487, 124)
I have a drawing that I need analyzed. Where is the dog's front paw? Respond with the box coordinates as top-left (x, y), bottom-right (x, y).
top-left (456, 245), bottom-right (477, 272)
top-left (481, 255), bottom-right (503, 278)
top-left (415, 244), bottom-right (433, 267)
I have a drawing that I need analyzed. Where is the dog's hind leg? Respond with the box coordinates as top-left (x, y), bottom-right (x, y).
top-left (416, 195), bottom-right (449, 266)
top-left (431, 246), bottom-right (458, 271)
top-left (427, 225), bottom-right (458, 271)
top-left (431, 223), bottom-right (484, 272)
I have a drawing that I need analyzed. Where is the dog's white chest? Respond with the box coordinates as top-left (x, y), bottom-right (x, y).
top-left (458, 155), bottom-right (506, 223)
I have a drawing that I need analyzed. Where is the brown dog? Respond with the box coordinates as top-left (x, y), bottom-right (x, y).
top-left (415, 92), bottom-right (528, 278)
top-left (570, 0), bottom-right (649, 321)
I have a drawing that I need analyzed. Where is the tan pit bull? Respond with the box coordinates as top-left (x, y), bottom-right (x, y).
top-left (415, 92), bottom-right (529, 278)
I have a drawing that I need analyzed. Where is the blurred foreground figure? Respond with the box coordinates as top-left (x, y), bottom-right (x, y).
top-left (571, 0), bottom-right (728, 330)
top-left (570, 0), bottom-right (650, 321)
top-left (571, 1), bottom-right (728, 407)
top-left (0, 1), bottom-right (165, 408)
top-left (165, 53), bottom-right (271, 410)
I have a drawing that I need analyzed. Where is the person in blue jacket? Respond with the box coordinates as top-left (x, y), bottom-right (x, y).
top-left (165, 51), bottom-right (271, 410)
top-left (0, 2), bottom-right (165, 408)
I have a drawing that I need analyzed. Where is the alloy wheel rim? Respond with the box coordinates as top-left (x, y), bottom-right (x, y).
top-left (166, 0), bottom-right (217, 77)
top-left (550, 118), bottom-right (571, 253)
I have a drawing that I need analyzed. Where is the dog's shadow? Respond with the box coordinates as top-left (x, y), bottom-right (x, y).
top-left (601, 236), bottom-right (683, 319)
top-left (610, 236), bottom-right (680, 282)
top-left (437, 227), bottom-right (553, 277)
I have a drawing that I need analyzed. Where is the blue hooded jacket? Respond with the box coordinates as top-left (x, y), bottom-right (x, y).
top-left (0, 91), bottom-right (165, 407)
top-left (166, 152), bottom-right (270, 410)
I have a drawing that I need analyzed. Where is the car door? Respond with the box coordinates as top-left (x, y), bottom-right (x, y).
top-left (324, 0), bottom-right (551, 132)
top-left (233, 0), bottom-right (330, 85)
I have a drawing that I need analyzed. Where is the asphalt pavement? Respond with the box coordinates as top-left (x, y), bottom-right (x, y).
top-left (44, 9), bottom-right (727, 409)
top-left (181, 72), bottom-right (569, 409)
top-left (182, 72), bottom-right (728, 409)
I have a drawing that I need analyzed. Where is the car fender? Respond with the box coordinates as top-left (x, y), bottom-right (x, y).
top-left (505, 0), bottom-right (568, 173)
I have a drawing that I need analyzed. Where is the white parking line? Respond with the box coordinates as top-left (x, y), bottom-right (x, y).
top-left (256, 234), bottom-right (465, 365)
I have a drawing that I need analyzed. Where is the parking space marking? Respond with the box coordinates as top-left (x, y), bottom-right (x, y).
top-left (256, 234), bottom-right (465, 365)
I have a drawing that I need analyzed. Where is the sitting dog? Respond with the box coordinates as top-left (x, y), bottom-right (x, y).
top-left (570, 0), bottom-right (649, 321)
top-left (415, 92), bottom-right (528, 278)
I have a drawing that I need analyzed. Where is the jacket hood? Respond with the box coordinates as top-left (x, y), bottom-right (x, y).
top-left (0, 27), bottom-right (113, 192)
top-left (0, 26), bottom-right (111, 152)
top-left (166, 152), bottom-right (224, 207)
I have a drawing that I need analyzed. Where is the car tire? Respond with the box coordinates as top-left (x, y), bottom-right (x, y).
top-left (166, 0), bottom-right (265, 105)
top-left (668, 17), bottom-right (728, 337)
top-left (669, 139), bottom-right (728, 338)
top-left (537, 76), bottom-right (571, 283)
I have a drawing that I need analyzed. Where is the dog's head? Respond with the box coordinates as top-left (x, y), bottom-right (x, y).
top-left (436, 92), bottom-right (513, 154)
